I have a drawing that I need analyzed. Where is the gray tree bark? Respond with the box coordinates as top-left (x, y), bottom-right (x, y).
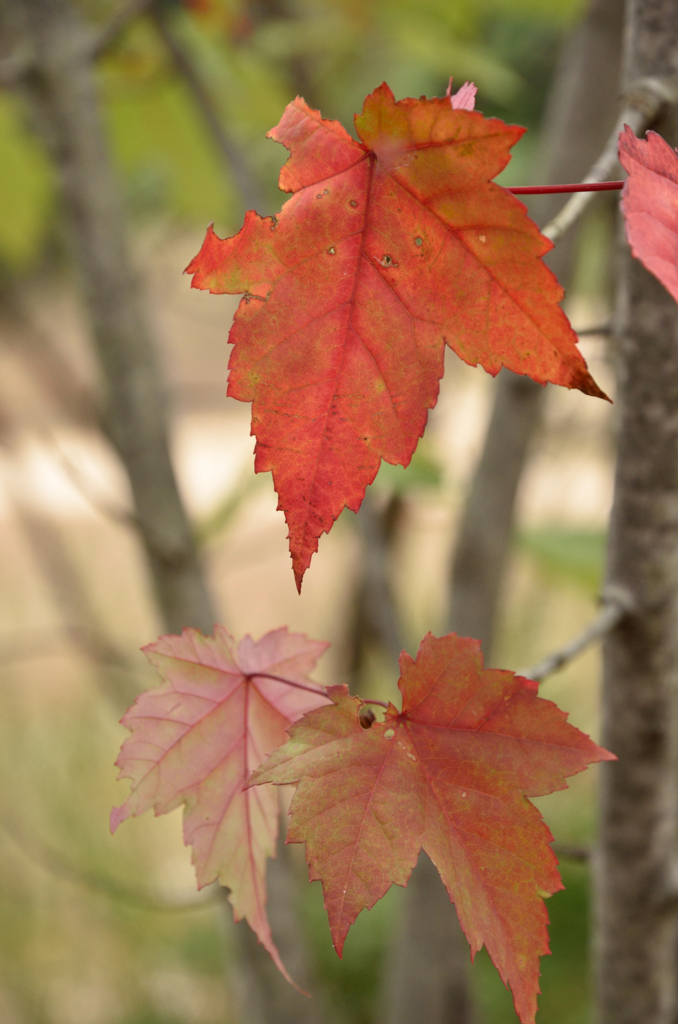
top-left (1, 0), bottom-right (213, 636)
top-left (384, 2), bottom-right (625, 1022)
top-left (595, 3), bottom-right (678, 1023)
top-left (0, 1), bottom-right (322, 1020)
top-left (449, 0), bottom-right (624, 652)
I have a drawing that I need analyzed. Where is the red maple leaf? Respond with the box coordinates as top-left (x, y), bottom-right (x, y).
top-left (250, 632), bottom-right (614, 1023)
top-left (187, 83), bottom-right (605, 590)
top-left (619, 125), bottom-right (678, 303)
top-left (111, 626), bottom-right (329, 982)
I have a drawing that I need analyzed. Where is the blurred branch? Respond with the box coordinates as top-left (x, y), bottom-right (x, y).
top-left (149, 2), bottom-right (266, 214)
top-left (350, 492), bottom-right (405, 681)
top-left (518, 586), bottom-right (636, 682)
top-left (552, 841), bottom-right (591, 862)
top-left (7, 499), bottom-right (142, 710)
top-left (543, 75), bottom-right (678, 242)
top-left (0, 286), bottom-right (99, 430)
top-left (0, 624), bottom-right (143, 676)
top-left (194, 470), bottom-right (260, 546)
top-left (0, 48), bottom-right (30, 87)
top-left (0, 815), bottom-right (217, 912)
top-left (576, 323), bottom-right (612, 337)
top-left (44, 432), bottom-right (139, 528)
top-left (89, 0), bottom-right (154, 59)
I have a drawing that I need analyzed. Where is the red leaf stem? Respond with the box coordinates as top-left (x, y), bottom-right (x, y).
top-left (244, 671), bottom-right (327, 697)
top-left (508, 181), bottom-right (623, 194)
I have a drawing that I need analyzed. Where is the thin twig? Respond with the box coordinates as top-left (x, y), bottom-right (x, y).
top-left (194, 470), bottom-right (260, 546)
top-left (43, 432), bottom-right (138, 529)
top-left (543, 75), bottom-right (678, 243)
top-left (552, 841), bottom-right (591, 862)
top-left (576, 324), bottom-right (611, 337)
top-left (518, 585), bottom-right (636, 683)
top-left (89, 0), bottom-right (154, 59)
top-left (1, 815), bottom-right (218, 912)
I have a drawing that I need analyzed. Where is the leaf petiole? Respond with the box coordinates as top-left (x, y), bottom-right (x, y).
top-left (246, 673), bottom-right (391, 710)
top-left (244, 671), bottom-right (327, 697)
top-left (508, 181), bottom-right (623, 194)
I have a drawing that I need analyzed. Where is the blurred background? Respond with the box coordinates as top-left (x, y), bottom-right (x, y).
top-left (0, 0), bottom-right (618, 1021)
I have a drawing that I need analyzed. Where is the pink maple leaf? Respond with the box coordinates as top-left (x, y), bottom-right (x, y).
top-left (619, 125), bottom-right (678, 302)
top-left (446, 77), bottom-right (478, 111)
top-left (111, 626), bottom-right (329, 982)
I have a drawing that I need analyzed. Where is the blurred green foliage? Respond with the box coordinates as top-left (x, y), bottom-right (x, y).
top-left (1, 0), bottom-right (585, 266)
top-left (474, 862), bottom-right (592, 1024)
top-left (518, 529), bottom-right (606, 593)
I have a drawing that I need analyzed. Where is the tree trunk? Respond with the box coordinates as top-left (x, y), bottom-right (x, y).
top-left (448, 0), bottom-right (624, 652)
top-left (595, 3), bottom-right (678, 1022)
top-left (384, 1), bottom-right (625, 1021)
top-left (2, 0), bottom-right (213, 636)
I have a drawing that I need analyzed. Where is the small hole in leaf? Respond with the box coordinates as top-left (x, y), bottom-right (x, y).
top-left (349, 200), bottom-right (358, 207)
top-left (415, 237), bottom-right (423, 246)
top-left (384, 728), bottom-right (395, 740)
top-left (380, 254), bottom-right (397, 267)
top-left (327, 247), bottom-right (336, 255)
top-left (323, 189), bottom-right (329, 195)
top-left (479, 234), bottom-right (487, 243)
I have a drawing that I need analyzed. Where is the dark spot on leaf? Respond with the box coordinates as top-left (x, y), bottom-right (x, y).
top-left (359, 708), bottom-right (376, 730)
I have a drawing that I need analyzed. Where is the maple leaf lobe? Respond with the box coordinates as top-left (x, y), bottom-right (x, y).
top-left (188, 83), bottom-right (605, 590)
top-left (111, 625), bottom-right (329, 985)
top-left (252, 632), bottom-right (613, 1024)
